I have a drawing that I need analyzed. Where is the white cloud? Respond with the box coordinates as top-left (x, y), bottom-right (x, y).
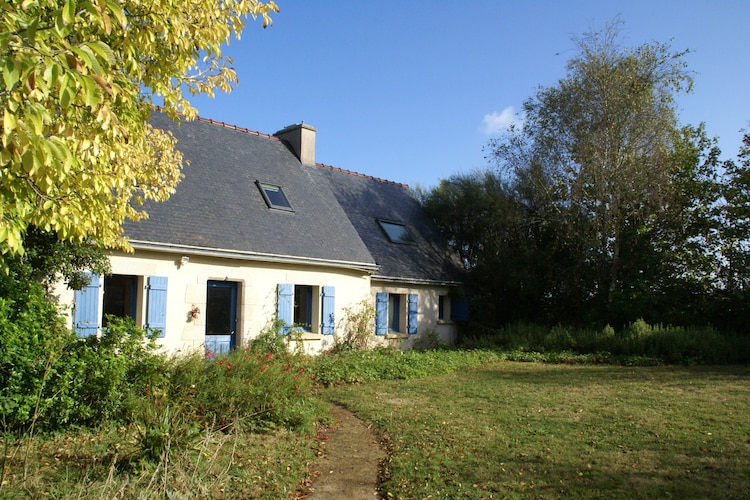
top-left (480, 106), bottom-right (523, 135)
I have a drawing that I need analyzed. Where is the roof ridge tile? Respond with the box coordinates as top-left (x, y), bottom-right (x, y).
top-left (315, 162), bottom-right (409, 188)
top-left (153, 106), bottom-right (407, 188)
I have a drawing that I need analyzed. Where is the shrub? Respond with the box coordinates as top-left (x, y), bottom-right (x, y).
top-left (457, 320), bottom-right (749, 365)
top-left (168, 347), bottom-right (322, 434)
top-left (329, 300), bottom-right (375, 352)
top-left (60, 316), bottom-right (169, 428)
top-left (247, 319), bottom-right (290, 355)
top-left (308, 347), bottom-right (500, 386)
top-left (0, 280), bottom-right (72, 434)
top-left (543, 325), bottom-right (576, 351)
top-left (412, 329), bottom-right (442, 351)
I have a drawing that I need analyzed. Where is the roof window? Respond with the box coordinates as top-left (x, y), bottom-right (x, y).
top-left (378, 219), bottom-right (415, 244)
top-left (257, 181), bottom-right (293, 211)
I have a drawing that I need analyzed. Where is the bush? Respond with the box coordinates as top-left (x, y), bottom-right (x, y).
top-left (329, 300), bottom-right (375, 352)
top-left (308, 347), bottom-right (500, 386)
top-left (0, 281), bottom-right (167, 434)
top-left (60, 316), bottom-right (169, 428)
top-left (168, 347), bottom-right (322, 434)
top-left (0, 280), bottom-right (72, 434)
top-left (457, 320), bottom-right (750, 365)
top-left (247, 319), bottom-right (290, 355)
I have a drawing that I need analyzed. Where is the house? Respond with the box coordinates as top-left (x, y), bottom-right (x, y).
top-left (59, 112), bottom-right (466, 354)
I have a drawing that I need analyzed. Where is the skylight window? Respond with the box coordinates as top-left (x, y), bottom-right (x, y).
top-left (378, 219), bottom-right (415, 244)
top-left (257, 181), bottom-right (293, 211)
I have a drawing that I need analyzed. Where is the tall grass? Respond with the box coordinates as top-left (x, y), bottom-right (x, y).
top-left (462, 319), bottom-right (750, 364)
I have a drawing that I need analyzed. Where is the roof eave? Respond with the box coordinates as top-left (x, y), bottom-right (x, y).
top-left (127, 240), bottom-right (379, 273)
top-left (371, 275), bottom-right (464, 287)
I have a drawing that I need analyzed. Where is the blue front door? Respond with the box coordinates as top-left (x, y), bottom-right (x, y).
top-left (205, 281), bottom-right (237, 356)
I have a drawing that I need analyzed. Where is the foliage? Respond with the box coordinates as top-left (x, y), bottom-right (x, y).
top-left (168, 347), bottom-right (322, 434)
top-left (326, 362), bottom-right (750, 499)
top-left (0, 308), bottom-right (167, 434)
top-left (411, 329), bottom-right (442, 351)
top-left (460, 320), bottom-right (750, 365)
top-left (308, 347), bottom-right (500, 386)
top-left (61, 316), bottom-right (168, 427)
top-left (423, 19), bottom-right (750, 332)
top-left (17, 226), bottom-right (111, 290)
top-left (0, 275), bottom-right (71, 434)
top-left (247, 318), bottom-right (292, 355)
top-left (0, 0), bottom-right (278, 261)
top-left (329, 299), bottom-right (376, 352)
top-left (0, 423), bottom-right (317, 499)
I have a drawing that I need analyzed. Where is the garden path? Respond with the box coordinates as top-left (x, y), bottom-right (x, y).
top-left (302, 405), bottom-right (384, 499)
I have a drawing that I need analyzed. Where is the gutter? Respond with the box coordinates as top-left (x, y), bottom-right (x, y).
top-left (128, 240), bottom-right (380, 273)
top-left (371, 275), bottom-right (464, 287)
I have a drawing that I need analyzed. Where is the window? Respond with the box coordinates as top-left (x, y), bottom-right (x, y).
top-left (257, 181), bottom-right (293, 211)
top-left (388, 294), bottom-right (401, 332)
top-left (277, 284), bottom-right (335, 334)
top-left (103, 275), bottom-right (138, 327)
top-left (294, 285), bottom-right (314, 331)
top-left (375, 292), bottom-right (418, 335)
top-left (438, 295), bottom-right (446, 321)
top-left (74, 273), bottom-right (168, 338)
top-left (377, 219), bottom-right (415, 244)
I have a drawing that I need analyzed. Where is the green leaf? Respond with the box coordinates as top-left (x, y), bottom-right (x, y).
top-left (87, 41), bottom-right (115, 66)
top-left (62, 0), bottom-right (76, 25)
top-left (72, 45), bottom-right (102, 74)
top-left (3, 110), bottom-right (17, 133)
top-left (82, 76), bottom-right (101, 107)
top-left (59, 83), bottom-right (73, 109)
top-left (3, 57), bottom-right (19, 90)
top-left (106, 0), bottom-right (126, 28)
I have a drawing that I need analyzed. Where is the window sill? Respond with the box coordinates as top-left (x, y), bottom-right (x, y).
top-left (437, 320), bottom-right (453, 325)
top-left (385, 333), bottom-right (408, 340)
top-left (293, 332), bottom-right (322, 341)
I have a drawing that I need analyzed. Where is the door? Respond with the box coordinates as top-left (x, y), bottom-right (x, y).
top-left (205, 281), bottom-right (237, 356)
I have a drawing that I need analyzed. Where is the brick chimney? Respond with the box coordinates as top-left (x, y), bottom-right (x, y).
top-left (275, 122), bottom-right (316, 166)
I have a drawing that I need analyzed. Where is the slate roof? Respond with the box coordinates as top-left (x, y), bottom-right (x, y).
top-left (316, 164), bottom-right (463, 284)
top-left (124, 112), bottom-right (462, 283)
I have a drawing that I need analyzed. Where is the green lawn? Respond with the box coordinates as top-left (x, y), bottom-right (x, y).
top-left (325, 362), bottom-right (750, 499)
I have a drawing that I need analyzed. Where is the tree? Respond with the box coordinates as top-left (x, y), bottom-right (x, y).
top-left (0, 0), bottom-right (278, 261)
top-left (720, 129), bottom-right (750, 292)
top-left (488, 19), bottom-right (697, 323)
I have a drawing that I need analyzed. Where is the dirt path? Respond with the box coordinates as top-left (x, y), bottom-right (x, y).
top-left (303, 405), bottom-right (384, 499)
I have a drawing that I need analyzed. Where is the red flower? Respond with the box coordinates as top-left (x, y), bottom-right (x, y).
top-left (266, 353), bottom-right (273, 360)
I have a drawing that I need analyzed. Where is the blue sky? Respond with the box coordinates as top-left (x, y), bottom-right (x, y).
top-left (187, 0), bottom-right (750, 188)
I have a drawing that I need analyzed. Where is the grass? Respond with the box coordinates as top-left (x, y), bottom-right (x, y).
top-left (1, 425), bottom-right (316, 499)
top-left (324, 361), bottom-right (750, 499)
top-left (2, 347), bottom-right (749, 499)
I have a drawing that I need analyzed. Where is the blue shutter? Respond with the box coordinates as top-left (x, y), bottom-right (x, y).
top-left (451, 296), bottom-right (469, 322)
top-left (407, 293), bottom-right (418, 334)
top-left (74, 273), bottom-right (100, 337)
top-left (375, 292), bottom-right (388, 335)
top-left (146, 276), bottom-right (168, 337)
top-left (277, 283), bottom-right (293, 334)
top-left (321, 286), bottom-right (335, 335)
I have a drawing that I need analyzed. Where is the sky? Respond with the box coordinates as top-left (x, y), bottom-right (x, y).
top-left (186, 0), bottom-right (750, 189)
